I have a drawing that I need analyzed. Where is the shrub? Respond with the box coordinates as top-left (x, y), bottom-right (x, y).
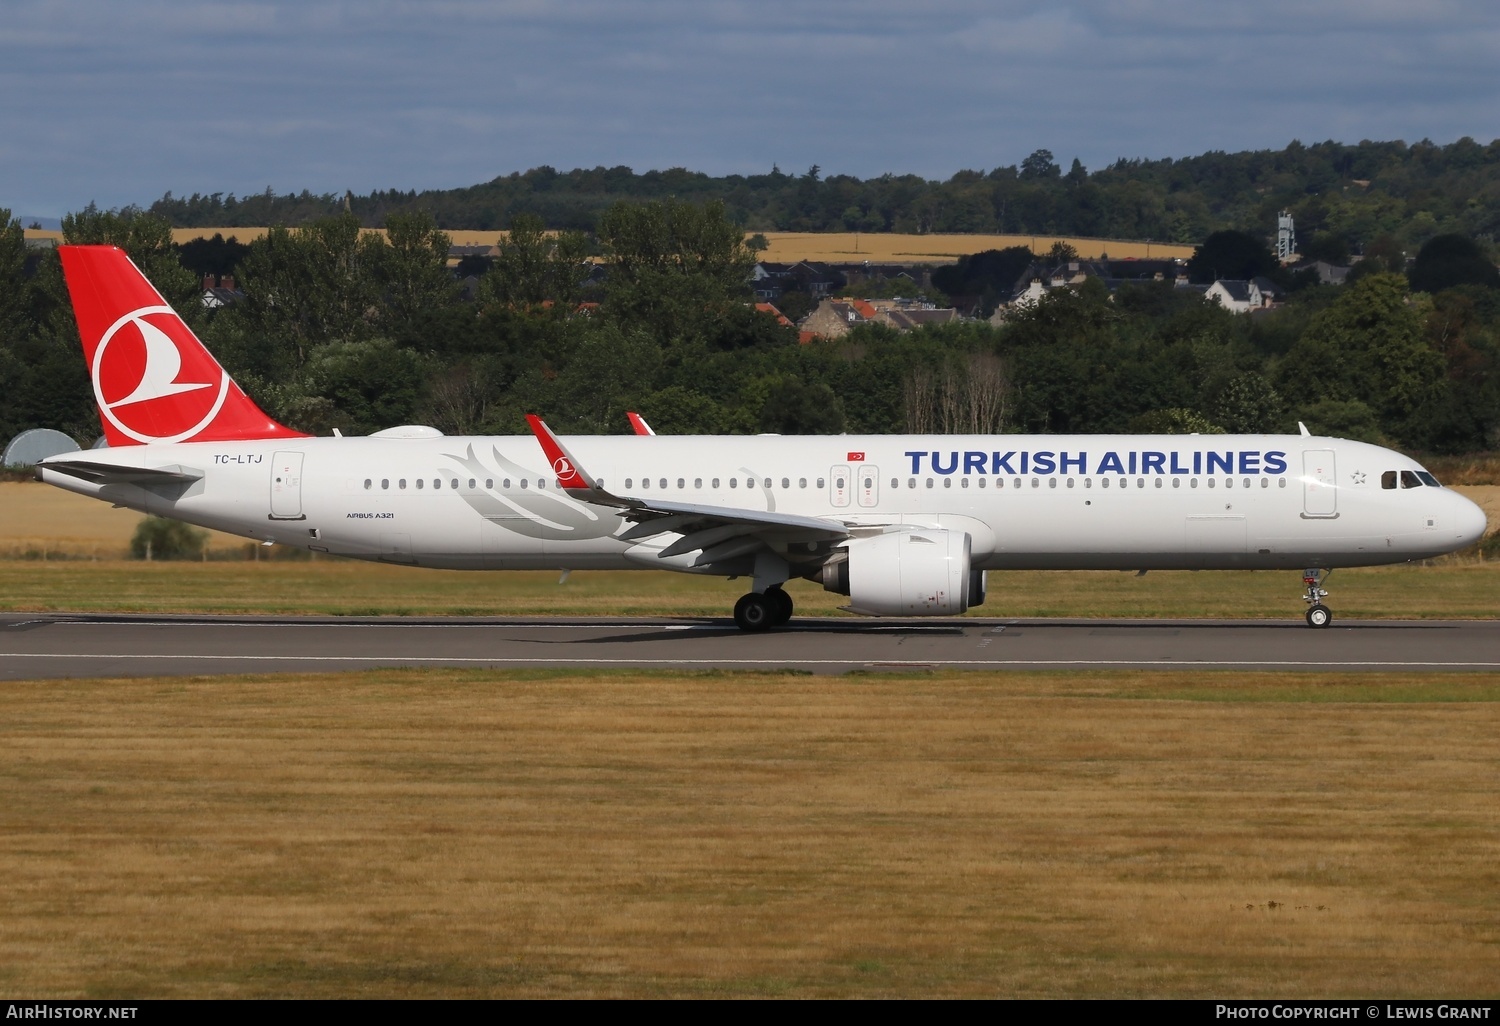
top-left (130, 517), bottom-right (208, 560)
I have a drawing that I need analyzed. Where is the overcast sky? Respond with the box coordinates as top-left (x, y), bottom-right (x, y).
top-left (3, 0), bottom-right (1498, 221)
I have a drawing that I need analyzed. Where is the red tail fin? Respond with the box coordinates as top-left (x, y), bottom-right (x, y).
top-left (60, 245), bottom-right (305, 445)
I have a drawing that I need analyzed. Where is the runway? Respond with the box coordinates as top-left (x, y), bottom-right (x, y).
top-left (3, 612), bottom-right (1500, 678)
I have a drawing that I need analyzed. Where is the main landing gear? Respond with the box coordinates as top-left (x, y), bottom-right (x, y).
top-left (733, 586), bottom-right (794, 632)
top-left (1302, 568), bottom-right (1333, 628)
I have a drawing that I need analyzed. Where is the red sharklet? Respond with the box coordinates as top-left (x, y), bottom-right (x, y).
top-left (60, 245), bottom-right (306, 446)
top-left (525, 414), bottom-right (596, 493)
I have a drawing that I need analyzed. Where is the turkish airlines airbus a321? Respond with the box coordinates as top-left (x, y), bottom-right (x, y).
top-left (36, 246), bottom-right (1488, 630)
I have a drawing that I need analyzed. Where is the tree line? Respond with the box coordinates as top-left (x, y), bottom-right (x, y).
top-left (1, 200), bottom-right (1497, 457)
top-left (145, 137), bottom-right (1500, 260)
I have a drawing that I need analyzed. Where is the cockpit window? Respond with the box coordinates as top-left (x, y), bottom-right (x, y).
top-left (1417, 471), bottom-right (1440, 487)
top-left (1401, 470), bottom-right (1422, 489)
top-left (1382, 471), bottom-right (1397, 490)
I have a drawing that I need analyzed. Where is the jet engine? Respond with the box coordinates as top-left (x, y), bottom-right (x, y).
top-left (821, 529), bottom-right (983, 616)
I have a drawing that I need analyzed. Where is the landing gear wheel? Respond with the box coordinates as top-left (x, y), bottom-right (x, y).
top-left (767, 587), bottom-right (794, 626)
top-left (1301, 568), bottom-right (1333, 629)
top-left (733, 592), bottom-right (775, 632)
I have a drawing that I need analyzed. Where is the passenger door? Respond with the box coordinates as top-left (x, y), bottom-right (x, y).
top-left (1302, 449), bottom-right (1337, 517)
top-left (269, 451), bottom-right (305, 520)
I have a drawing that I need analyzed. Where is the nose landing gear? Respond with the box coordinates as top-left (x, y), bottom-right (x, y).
top-left (1302, 568), bottom-right (1332, 628)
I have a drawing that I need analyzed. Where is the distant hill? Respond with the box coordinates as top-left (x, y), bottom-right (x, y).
top-left (144, 137), bottom-right (1500, 255)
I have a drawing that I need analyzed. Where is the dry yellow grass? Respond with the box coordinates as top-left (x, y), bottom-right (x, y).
top-left (1, 668), bottom-right (1497, 998)
top-left (0, 482), bottom-right (244, 557)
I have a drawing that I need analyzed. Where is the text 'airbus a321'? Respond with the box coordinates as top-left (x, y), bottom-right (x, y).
top-left (36, 246), bottom-right (1489, 630)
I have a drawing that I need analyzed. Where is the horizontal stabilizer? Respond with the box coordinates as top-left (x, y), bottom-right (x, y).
top-left (36, 459), bottom-right (203, 487)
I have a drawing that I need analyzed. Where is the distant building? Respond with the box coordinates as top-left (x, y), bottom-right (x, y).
top-left (1205, 279), bottom-right (1272, 314)
top-left (1289, 260), bottom-right (1351, 285)
top-left (994, 256), bottom-right (1194, 316)
top-left (200, 273), bottom-right (245, 309)
top-left (798, 296), bottom-right (960, 338)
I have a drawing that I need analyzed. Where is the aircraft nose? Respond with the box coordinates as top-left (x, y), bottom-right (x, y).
top-left (1453, 493), bottom-right (1489, 548)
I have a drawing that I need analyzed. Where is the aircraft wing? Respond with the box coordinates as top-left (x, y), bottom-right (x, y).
top-left (36, 458), bottom-right (204, 487)
top-left (526, 415), bottom-right (848, 565)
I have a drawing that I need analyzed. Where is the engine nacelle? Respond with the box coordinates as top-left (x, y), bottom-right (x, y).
top-left (822, 529), bottom-right (977, 616)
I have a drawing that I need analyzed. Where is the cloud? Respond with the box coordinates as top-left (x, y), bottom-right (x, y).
top-left (1, 0), bottom-right (1497, 214)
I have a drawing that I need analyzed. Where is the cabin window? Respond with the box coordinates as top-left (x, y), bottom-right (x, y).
top-left (1137, 478), bottom-right (1145, 489)
top-left (1154, 478), bottom-right (1163, 489)
top-left (381, 479), bottom-right (389, 490)
top-left (1048, 478), bottom-right (1057, 489)
top-left (712, 478), bottom-right (720, 488)
top-left (891, 477), bottom-right (899, 489)
top-left (519, 480), bottom-right (527, 489)
top-left (660, 478), bottom-right (668, 489)
top-left (502, 479), bottom-right (511, 489)
top-left (486, 479), bottom-right (493, 489)
top-left (1066, 478), bottom-right (1074, 488)
top-left (1083, 478), bottom-right (1091, 489)
top-left (1206, 478), bottom-right (1215, 489)
top-left (781, 478), bottom-right (789, 489)
top-left (398, 479), bottom-right (407, 489)
top-left (978, 478), bottom-right (987, 489)
top-left (799, 478), bottom-right (807, 488)
top-left (1172, 478), bottom-right (1181, 488)
top-left (1259, 478), bottom-right (1267, 489)
top-left (1401, 471), bottom-right (1422, 489)
top-left (944, 478), bottom-right (952, 488)
top-left (677, 478), bottom-right (685, 489)
top-left (1101, 478), bottom-right (1110, 489)
top-left (817, 478), bottom-right (825, 489)
top-left (694, 478), bottom-right (702, 489)
top-left (416, 479), bottom-right (424, 490)
top-left (909, 478), bottom-right (916, 489)
top-left (1242, 478), bottom-right (1250, 489)
top-left (1031, 478), bottom-right (1040, 488)
top-left (1225, 478), bottom-right (1233, 489)
top-left (364, 479), bottom-right (372, 490)
top-left (538, 479), bottom-right (546, 489)
top-left (730, 478), bottom-right (737, 488)
top-left (625, 478), bottom-right (634, 489)
top-left (1190, 479), bottom-right (1198, 488)
top-left (763, 478), bottom-right (771, 489)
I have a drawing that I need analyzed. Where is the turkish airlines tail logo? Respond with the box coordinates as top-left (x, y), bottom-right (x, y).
top-left (60, 246), bottom-right (305, 446)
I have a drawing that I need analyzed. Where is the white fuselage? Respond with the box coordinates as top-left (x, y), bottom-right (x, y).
top-left (39, 432), bottom-right (1487, 574)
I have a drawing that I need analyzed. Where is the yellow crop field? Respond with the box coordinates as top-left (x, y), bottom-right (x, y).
top-left (24, 228), bottom-right (1193, 265)
top-left (755, 232), bottom-right (1194, 264)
